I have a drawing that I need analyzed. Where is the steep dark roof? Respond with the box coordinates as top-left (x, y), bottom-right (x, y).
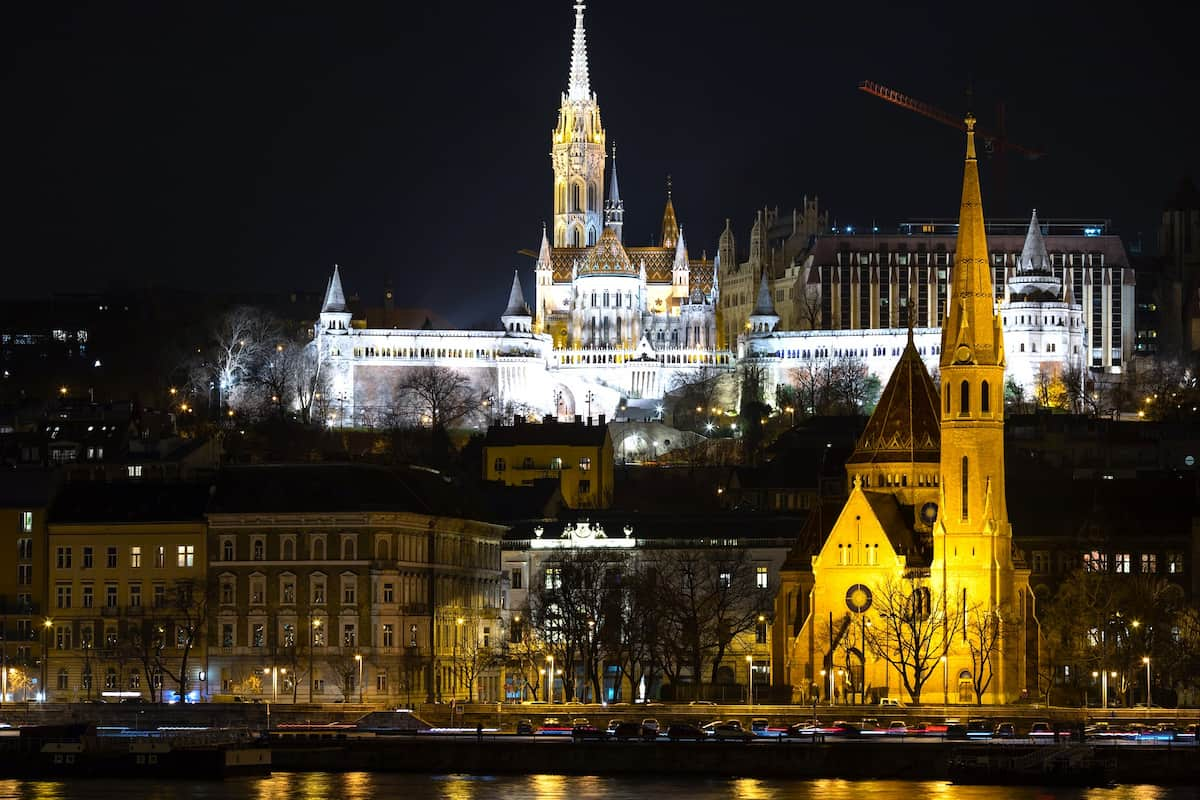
top-left (49, 482), bottom-right (210, 524)
top-left (847, 333), bottom-right (940, 465)
top-left (207, 463), bottom-right (459, 516)
top-left (484, 420), bottom-right (609, 448)
top-left (0, 469), bottom-right (61, 508)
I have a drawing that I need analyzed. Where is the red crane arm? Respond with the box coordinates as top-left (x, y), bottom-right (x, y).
top-left (858, 80), bottom-right (1045, 160)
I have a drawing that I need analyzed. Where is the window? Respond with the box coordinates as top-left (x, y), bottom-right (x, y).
top-left (129, 672), bottom-right (141, 690)
top-left (222, 624), bottom-right (234, 648)
top-left (250, 577), bottom-right (265, 605)
top-left (544, 568), bottom-right (561, 590)
top-left (1167, 552), bottom-right (1184, 574)
top-left (104, 669), bottom-right (118, 690)
top-left (1141, 553), bottom-right (1157, 574)
top-left (376, 673), bottom-right (387, 692)
top-left (755, 621), bottom-right (767, 644)
top-left (312, 678), bottom-right (325, 693)
top-left (382, 623), bottom-right (394, 648)
top-left (130, 546), bottom-right (141, 568)
top-left (56, 584), bottom-right (72, 609)
top-left (1083, 550), bottom-right (1108, 572)
top-left (343, 623), bottom-right (357, 648)
top-left (128, 465), bottom-right (143, 478)
top-left (282, 623), bottom-right (296, 647)
top-left (383, 583), bottom-right (394, 603)
top-left (1114, 553), bottom-right (1131, 573)
top-left (17, 538), bottom-right (32, 560)
top-left (17, 564), bottom-right (31, 585)
top-left (510, 570), bottom-right (522, 590)
top-left (252, 539), bottom-right (264, 561)
top-left (177, 545), bottom-right (195, 568)
top-left (981, 381), bottom-right (990, 412)
top-left (342, 539), bottom-right (356, 560)
top-left (494, 458), bottom-right (506, 472)
top-left (483, 626), bottom-right (491, 648)
top-left (961, 457), bottom-right (969, 520)
top-left (960, 380), bottom-right (970, 414)
top-left (81, 668), bottom-right (92, 691)
top-left (252, 624), bottom-right (265, 648)
top-left (342, 578), bottom-right (356, 605)
top-left (129, 583), bottom-right (141, 607)
top-left (106, 547), bottom-right (117, 568)
top-left (719, 571), bottom-right (732, 589)
top-left (283, 539), bottom-right (295, 560)
top-left (1032, 551), bottom-right (1050, 574)
top-left (56, 547), bottom-right (72, 569)
top-left (155, 546), bottom-right (165, 568)
top-left (282, 580), bottom-right (295, 605)
top-left (82, 585), bottom-right (94, 608)
top-left (313, 538), bottom-right (326, 560)
top-left (153, 584), bottom-right (166, 608)
top-left (221, 581), bottom-right (234, 605)
top-left (312, 578), bottom-right (326, 605)
top-left (579, 457), bottom-right (592, 472)
top-left (222, 540), bottom-right (234, 561)
top-left (82, 547), bottom-right (93, 569)
top-left (578, 479), bottom-right (591, 495)
top-left (20, 511), bottom-right (32, 533)
top-left (313, 623), bottom-right (327, 647)
top-left (756, 566), bottom-right (768, 589)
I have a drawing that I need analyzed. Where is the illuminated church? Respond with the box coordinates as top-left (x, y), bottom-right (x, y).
top-left (772, 117), bottom-right (1034, 705)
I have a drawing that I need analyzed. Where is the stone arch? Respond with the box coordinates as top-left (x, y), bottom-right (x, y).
top-left (957, 669), bottom-right (974, 703)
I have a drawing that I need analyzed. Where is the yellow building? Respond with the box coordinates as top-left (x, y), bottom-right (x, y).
top-left (484, 416), bottom-right (613, 509)
top-left (0, 472), bottom-right (58, 701)
top-left (774, 117), bottom-right (1034, 706)
top-left (45, 483), bottom-right (209, 702)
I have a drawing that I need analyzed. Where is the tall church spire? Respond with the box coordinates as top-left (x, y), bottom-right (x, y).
top-left (940, 114), bottom-right (1003, 369)
top-left (661, 175), bottom-right (679, 249)
top-left (567, 2), bottom-right (591, 102)
top-left (604, 142), bottom-right (625, 243)
top-left (322, 264), bottom-right (347, 313)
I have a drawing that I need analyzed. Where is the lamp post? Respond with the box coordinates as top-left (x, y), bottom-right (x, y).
top-left (746, 655), bottom-right (754, 708)
top-left (820, 669), bottom-right (828, 708)
top-left (1142, 656), bottom-right (1151, 707)
top-left (42, 619), bottom-right (52, 702)
top-left (1100, 664), bottom-right (1108, 711)
top-left (545, 655), bottom-right (554, 704)
top-left (309, 619), bottom-right (321, 703)
top-left (355, 654), bottom-right (363, 704)
top-left (941, 654), bottom-right (948, 712)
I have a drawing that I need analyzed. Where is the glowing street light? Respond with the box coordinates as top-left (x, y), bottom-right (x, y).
top-left (1142, 656), bottom-right (1151, 707)
top-left (309, 619), bottom-right (322, 703)
top-left (746, 655), bottom-right (754, 708)
top-left (545, 655), bottom-right (555, 704)
top-left (355, 654), bottom-right (364, 704)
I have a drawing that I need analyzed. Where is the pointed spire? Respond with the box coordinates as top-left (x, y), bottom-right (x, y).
top-left (660, 175), bottom-right (679, 249)
top-left (504, 269), bottom-right (531, 317)
top-left (847, 332), bottom-right (941, 468)
top-left (322, 264), bottom-right (347, 313)
top-left (566, 3), bottom-right (591, 102)
top-left (1018, 209), bottom-right (1050, 272)
top-left (674, 225), bottom-right (688, 263)
top-left (752, 269), bottom-right (776, 316)
top-left (607, 142), bottom-right (621, 205)
top-left (537, 223), bottom-right (552, 266)
top-left (940, 113), bottom-right (1002, 368)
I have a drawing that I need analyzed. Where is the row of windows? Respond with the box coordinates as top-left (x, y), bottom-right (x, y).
top-left (944, 379), bottom-right (992, 416)
top-left (218, 619), bottom-right (419, 650)
top-left (494, 456), bottom-right (592, 472)
top-left (55, 545), bottom-right (194, 570)
top-left (54, 581), bottom-right (189, 610)
top-left (1080, 550), bottom-right (1185, 575)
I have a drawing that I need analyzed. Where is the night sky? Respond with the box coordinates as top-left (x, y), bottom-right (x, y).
top-left (6, 1), bottom-right (1197, 327)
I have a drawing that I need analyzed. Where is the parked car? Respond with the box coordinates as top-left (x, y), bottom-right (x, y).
top-left (966, 718), bottom-right (993, 738)
top-left (1029, 721), bottom-right (1054, 740)
top-left (944, 722), bottom-right (969, 740)
top-left (710, 720), bottom-right (753, 742)
top-left (784, 719), bottom-right (822, 737)
top-left (824, 721), bottom-right (862, 737)
top-left (993, 722), bottom-right (1016, 739)
top-left (611, 721), bottom-right (645, 740)
top-left (571, 718), bottom-right (604, 740)
top-left (605, 718), bottom-right (626, 735)
top-left (878, 697), bottom-right (905, 708)
top-left (515, 719), bottom-right (535, 735)
top-left (666, 722), bottom-right (707, 741)
top-left (120, 696), bottom-right (148, 705)
top-left (536, 717), bottom-right (572, 735)
top-left (886, 720), bottom-right (908, 734)
top-left (641, 718), bottom-right (661, 735)
top-left (688, 700), bottom-right (717, 706)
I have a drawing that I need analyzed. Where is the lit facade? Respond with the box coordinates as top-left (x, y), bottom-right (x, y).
top-left (483, 417), bottom-right (614, 509)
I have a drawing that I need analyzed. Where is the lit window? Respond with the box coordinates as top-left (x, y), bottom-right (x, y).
top-left (20, 512), bottom-right (32, 533)
top-left (128, 465), bottom-right (143, 478)
top-left (177, 545), bottom-right (195, 568)
top-left (1114, 553), bottom-right (1130, 574)
top-left (1167, 552), bottom-right (1184, 574)
top-left (1140, 553), bottom-right (1157, 574)
top-left (544, 568), bottom-right (561, 590)
top-left (579, 457), bottom-right (592, 472)
top-left (756, 566), bottom-right (768, 589)
top-left (130, 546), bottom-right (142, 568)
top-left (719, 572), bottom-right (732, 589)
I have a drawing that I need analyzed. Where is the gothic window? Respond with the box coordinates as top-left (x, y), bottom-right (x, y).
top-left (981, 381), bottom-right (990, 413)
top-left (945, 383), bottom-right (950, 414)
top-left (960, 380), bottom-right (970, 414)
top-left (556, 183), bottom-right (566, 213)
top-left (571, 182), bottom-right (582, 212)
top-left (587, 182), bottom-right (598, 212)
top-left (961, 456), bottom-right (969, 520)
top-left (587, 226), bottom-right (597, 246)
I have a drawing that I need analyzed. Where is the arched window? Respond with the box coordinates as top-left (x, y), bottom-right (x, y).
top-left (556, 183), bottom-right (566, 212)
top-left (961, 456), bottom-right (969, 520)
top-left (342, 539), bottom-right (356, 561)
top-left (981, 380), bottom-right (990, 412)
top-left (376, 539), bottom-right (389, 560)
top-left (571, 225), bottom-right (583, 246)
top-left (252, 539), bottom-right (264, 561)
top-left (587, 226), bottom-right (597, 245)
top-left (945, 383), bottom-right (950, 414)
top-left (313, 538), bottom-right (326, 560)
top-left (587, 182), bottom-right (598, 212)
top-left (960, 380), bottom-right (970, 414)
top-left (282, 539), bottom-right (294, 561)
top-left (571, 182), bottom-right (582, 212)
top-left (222, 540), bottom-right (233, 561)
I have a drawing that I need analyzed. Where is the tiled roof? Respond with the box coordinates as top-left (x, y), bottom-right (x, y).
top-left (847, 334), bottom-right (941, 465)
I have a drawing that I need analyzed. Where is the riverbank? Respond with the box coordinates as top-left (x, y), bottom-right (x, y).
top-left (268, 737), bottom-right (1200, 785)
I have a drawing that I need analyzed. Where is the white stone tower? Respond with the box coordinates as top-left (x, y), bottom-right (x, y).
top-left (552, 3), bottom-right (606, 248)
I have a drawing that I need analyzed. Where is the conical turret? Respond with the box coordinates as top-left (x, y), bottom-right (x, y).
top-left (748, 268), bottom-right (779, 335)
top-left (1009, 209), bottom-right (1061, 299)
top-left (318, 264), bottom-right (352, 333)
top-left (501, 269), bottom-right (532, 334)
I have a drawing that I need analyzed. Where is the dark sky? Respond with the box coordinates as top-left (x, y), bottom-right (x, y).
top-left (6, 1), bottom-right (1197, 327)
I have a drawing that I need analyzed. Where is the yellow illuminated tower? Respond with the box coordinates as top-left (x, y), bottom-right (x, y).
top-left (933, 114), bottom-right (1026, 702)
top-left (551, 2), bottom-right (606, 247)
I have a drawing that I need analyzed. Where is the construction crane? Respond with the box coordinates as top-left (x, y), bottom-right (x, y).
top-left (858, 79), bottom-right (1046, 216)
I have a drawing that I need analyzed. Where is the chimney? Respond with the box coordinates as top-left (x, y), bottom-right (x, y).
top-left (544, 414), bottom-right (555, 424)
top-left (598, 414), bottom-right (606, 426)
top-left (574, 414), bottom-right (582, 424)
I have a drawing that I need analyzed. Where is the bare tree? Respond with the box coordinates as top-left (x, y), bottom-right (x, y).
top-left (452, 612), bottom-right (502, 702)
top-left (189, 307), bottom-right (282, 414)
top-left (154, 579), bottom-right (210, 703)
top-left (862, 575), bottom-right (959, 704)
top-left (667, 366), bottom-right (729, 429)
top-left (326, 650), bottom-right (362, 702)
top-left (395, 366), bottom-right (480, 431)
top-left (962, 602), bottom-right (1013, 704)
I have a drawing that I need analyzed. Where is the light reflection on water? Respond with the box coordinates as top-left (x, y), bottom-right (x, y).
top-left (0, 775), bottom-right (1188, 799)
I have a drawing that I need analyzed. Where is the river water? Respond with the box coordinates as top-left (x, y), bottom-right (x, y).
top-left (0, 774), bottom-right (1190, 799)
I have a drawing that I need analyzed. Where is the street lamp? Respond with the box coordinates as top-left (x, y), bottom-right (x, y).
top-left (1142, 656), bottom-right (1151, 707)
top-left (309, 619), bottom-right (322, 703)
top-left (940, 655), bottom-right (949, 710)
top-left (746, 655), bottom-right (754, 708)
top-left (545, 655), bottom-right (555, 704)
top-left (820, 668), bottom-right (828, 707)
top-left (355, 654), bottom-right (364, 704)
top-left (42, 619), bottom-right (53, 702)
